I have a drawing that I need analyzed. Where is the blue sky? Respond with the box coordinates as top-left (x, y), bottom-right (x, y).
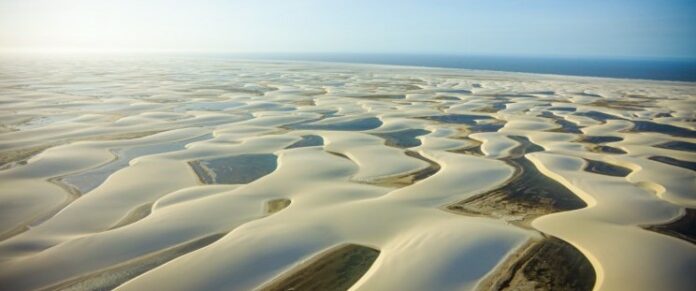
top-left (1, 0), bottom-right (694, 58)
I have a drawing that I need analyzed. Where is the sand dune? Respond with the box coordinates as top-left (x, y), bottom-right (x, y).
top-left (0, 57), bottom-right (694, 291)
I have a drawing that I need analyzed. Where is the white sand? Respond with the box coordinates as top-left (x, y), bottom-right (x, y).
top-left (0, 56), bottom-right (694, 290)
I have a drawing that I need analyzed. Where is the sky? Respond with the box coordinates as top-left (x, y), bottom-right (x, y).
top-left (1, 0), bottom-right (695, 59)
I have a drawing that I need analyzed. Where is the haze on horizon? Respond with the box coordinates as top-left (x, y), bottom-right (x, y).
top-left (1, 0), bottom-right (695, 59)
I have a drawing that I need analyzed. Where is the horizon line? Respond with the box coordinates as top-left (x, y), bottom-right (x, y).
top-left (1, 48), bottom-right (695, 61)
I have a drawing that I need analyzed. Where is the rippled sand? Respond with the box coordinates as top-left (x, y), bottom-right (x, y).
top-left (0, 57), bottom-right (694, 291)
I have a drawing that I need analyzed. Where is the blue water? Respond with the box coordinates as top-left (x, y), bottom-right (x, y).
top-left (228, 53), bottom-right (696, 82)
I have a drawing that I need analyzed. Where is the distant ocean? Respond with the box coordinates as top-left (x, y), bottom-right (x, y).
top-left (229, 53), bottom-right (696, 82)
